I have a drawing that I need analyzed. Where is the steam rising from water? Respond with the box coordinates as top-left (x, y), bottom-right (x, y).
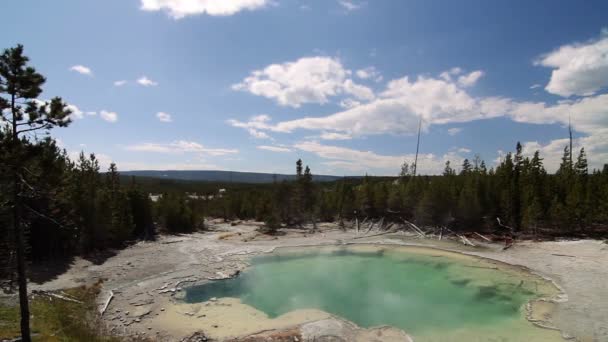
top-left (184, 246), bottom-right (558, 340)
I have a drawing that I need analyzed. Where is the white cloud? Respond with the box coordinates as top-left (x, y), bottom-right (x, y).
top-left (100, 110), bottom-right (118, 123)
top-left (342, 79), bottom-right (375, 101)
top-left (457, 70), bottom-right (484, 87)
top-left (338, 0), bottom-right (362, 11)
top-left (457, 147), bottom-right (471, 153)
top-left (247, 128), bottom-right (271, 139)
top-left (356, 66), bottom-right (382, 82)
top-left (320, 131), bottom-right (352, 140)
top-left (295, 141), bottom-right (464, 175)
top-left (114, 80), bottom-right (127, 86)
top-left (126, 140), bottom-right (238, 156)
top-left (439, 67), bottom-right (462, 82)
top-left (536, 33), bottom-right (608, 97)
top-left (517, 131), bottom-right (608, 172)
top-left (232, 56), bottom-right (374, 107)
top-left (530, 84), bottom-right (541, 89)
top-left (140, 0), bottom-right (269, 19)
top-left (262, 72), bottom-right (493, 137)
top-left (257, 145), bottom-right (292, 152)
top-left (228, 63), bottom-right (608, 169)
top-left (69, 65), bottom-right (92, 76)
top-left (137, 76), bottom-right (158, 87)
top-left (447, 127), bottom-right (462, 136)
top-left (228, 114), bottom-right (276, 139)
top-left (65, 103), bottom-right (84, 120)
top-left (156, 111), bottom-right (172, 122)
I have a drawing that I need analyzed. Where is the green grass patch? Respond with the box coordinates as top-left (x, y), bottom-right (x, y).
top-left (0, 282), bottom-right (121, 341)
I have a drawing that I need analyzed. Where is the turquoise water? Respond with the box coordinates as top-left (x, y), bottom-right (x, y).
top-left (184, 246), bottom-right (548, 338)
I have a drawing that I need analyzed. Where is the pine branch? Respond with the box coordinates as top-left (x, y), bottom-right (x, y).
top-left (23, 204), bottom-right (65, 229)
top-left (17, 124), bottom-right (48, 135)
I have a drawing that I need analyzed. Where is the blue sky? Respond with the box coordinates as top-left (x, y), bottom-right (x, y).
top-left (2, 0), bottom-right (608, 175)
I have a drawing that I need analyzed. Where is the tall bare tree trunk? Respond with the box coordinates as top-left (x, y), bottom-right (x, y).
top-left (12, 93), bottom-right (31, 342)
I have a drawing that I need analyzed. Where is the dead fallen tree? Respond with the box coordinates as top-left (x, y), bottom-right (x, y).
top-left (100, 290), bottom-right (114, 315)
top-left (32, 290), bottom-right (83, 304)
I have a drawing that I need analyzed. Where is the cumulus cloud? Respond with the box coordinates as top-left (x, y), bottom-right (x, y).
top-left (515, 130), bottom-right (608, 172)
top-left (536, 32), bottom-right (608, 97)
top-left (137, 76), bottom-right (158, 87)
top-left (100, 110), bottom-right (118, 122)
top-left (259, 72), bottom-right (493, 137)
top-left (140, 0), bottom-right (269, 19)
top-left (70, 65), bottom-right (92, 76)
top-left (156, 111), bottom-right (172, 122)
top-left (232, 56), bottom-right (374, 107)
top-left (257, 145), bottom-right (292, 152)
top-left (295, 141), bottom-right (464, 175)
top-left (126, 140), bottom-right (238, 156)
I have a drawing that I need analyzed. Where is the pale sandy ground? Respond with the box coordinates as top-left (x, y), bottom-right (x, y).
top-left (23, 221), bottom-right (608, 341)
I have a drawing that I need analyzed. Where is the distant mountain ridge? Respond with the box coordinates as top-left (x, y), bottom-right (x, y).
top-left (121, 170), bottom-right (343, 183)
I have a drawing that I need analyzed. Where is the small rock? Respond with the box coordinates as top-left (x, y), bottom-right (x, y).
top-left (210, 297), bottom-right (217, 302)
top-left (135, 318), bottom-right (141, 323)
top-left (160, 308), bottom-right (165, 311)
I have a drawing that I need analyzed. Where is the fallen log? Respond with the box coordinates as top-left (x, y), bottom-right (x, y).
top-left (32, 290), bottom-right (83, 304)
top-left (458, 235), bottom-right (476, 247)
top-left (439, 227), bottom-right (443, 241)
top-left (377, 217), bottom-right (385, 231)
top-left (402, 218), bottom-right (425, 237)
top-left (473, 232), bottom-right (492, 242)
top-left (100, 290), bottom-right (114, 315)
top-left (363, 219), bottom-right (377, 235)
top-left (352, 229), bottom-right (398, 240)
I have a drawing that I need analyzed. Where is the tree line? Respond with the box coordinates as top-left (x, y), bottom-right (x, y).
top-left (203, 145), bottom-right (608, 237)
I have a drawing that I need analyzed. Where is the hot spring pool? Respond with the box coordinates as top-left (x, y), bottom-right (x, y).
top-left (183, 245), bottom-right (563, 341)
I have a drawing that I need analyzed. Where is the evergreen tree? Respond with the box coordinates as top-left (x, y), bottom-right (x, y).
top-left (0, 44), bottom-right (72, 341)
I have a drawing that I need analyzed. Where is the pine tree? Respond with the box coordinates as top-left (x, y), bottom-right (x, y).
top-left (460, 159), bottom-right (472, 175)
top-left (443, 161), bottom-right (455, 176)
top-left (0, 44), bottom-right (72, 341)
